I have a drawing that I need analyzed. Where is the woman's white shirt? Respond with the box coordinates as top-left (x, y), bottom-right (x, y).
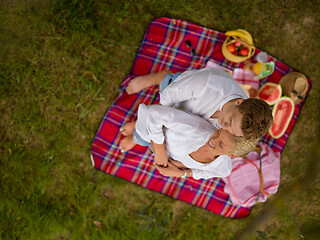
top-left (135, 104), bottom-right (232, 179)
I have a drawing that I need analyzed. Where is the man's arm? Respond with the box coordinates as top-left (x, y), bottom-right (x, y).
top-left (159, 70), bottom-right (205, 106)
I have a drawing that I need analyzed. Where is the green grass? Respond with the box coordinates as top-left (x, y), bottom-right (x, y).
top-left (1, 0), bottom-right (319, 239)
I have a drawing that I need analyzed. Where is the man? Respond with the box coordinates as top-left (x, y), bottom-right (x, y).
top-left (126, 68), bottom-right (273, 140)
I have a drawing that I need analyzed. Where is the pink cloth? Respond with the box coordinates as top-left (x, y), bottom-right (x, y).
top-left (222, 143), bottom-right (280, 207)
top-left (205, 59), bottom-right (260, 90)
top-left (233, 68), bottom-right (259, 90)
top-left (205, 59), bottom-right (234, 75)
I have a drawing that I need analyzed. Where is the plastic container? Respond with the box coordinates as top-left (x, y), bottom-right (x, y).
top-left (254, 52), bottom-right (269, 62)
top-left (254, 62), bottom-right (275, 80)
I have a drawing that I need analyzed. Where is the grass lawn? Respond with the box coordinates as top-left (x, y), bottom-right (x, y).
top-left (1, 0), bottom-right (319, 239)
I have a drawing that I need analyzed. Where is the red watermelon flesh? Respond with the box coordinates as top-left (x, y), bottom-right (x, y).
top-left (269, 97), bottom-right (294, 139)
top-left (257, 83), bottom-right (282, 105)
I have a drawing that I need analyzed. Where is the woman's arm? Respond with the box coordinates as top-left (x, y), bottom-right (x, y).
top-left (136, 104), bottom-right (205, 146)
top-left (154, 161), bottom-right (191, 178)
top-left (151, 141), bottom-right (168, 167)
top-left (156, 156), bottom-right (232, 180)
top-left (169, 158), bottom-right (187, 169)
top-left (156, 163), bottom-right (230, 179)
top-left (190, 156), bottom-right (232, 179)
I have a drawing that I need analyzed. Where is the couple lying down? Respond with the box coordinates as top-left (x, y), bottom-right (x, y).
top-left (119, 68), bottom-right (273, 180)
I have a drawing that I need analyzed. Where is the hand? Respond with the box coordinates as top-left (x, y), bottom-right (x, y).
top-left (154, 161), bottom-right (185, 178)
top-left (168, 158), bottom-right (186, 169)
top-left (152, 141), bottom-right (168, 167)
top-left (154, 154), bottom-right (168, 167)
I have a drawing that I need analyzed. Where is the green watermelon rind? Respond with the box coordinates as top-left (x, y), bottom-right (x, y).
top-left (257, 82), bottom-right (282, 105)
top-left (269, 97), bottom-right (295, 139)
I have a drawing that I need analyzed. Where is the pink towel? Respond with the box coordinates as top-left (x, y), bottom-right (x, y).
top-left (222, 143), bottom-right (280, 207)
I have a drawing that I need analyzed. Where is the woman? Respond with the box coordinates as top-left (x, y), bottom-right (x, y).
top-left (120, 104), bottom-right (256, 180)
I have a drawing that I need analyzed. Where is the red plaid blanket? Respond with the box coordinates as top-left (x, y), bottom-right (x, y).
top-left (91, 18), bottom-right (311, 218)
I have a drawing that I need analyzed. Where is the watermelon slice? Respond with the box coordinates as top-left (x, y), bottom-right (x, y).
top-left (269, 97), bottom-right (295, 139)
top-left (257, 82), bottom-right (282, 105)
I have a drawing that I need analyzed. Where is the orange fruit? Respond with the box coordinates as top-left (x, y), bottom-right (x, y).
top-left (227, 43), bottom-right (235, 52)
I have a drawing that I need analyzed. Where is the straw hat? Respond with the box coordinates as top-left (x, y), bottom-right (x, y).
top-left (279, 72), bottom-right (308, 104)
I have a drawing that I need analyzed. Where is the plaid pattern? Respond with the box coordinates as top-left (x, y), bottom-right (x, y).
top-left (91, 18), bottom-right (312, 218)
top-left (233, 68), bottom-right (259, 90)
top-left (205, 59), bottom-right (260, 90)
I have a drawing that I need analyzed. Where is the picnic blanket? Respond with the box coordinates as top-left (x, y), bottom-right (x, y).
top-left (91, 17), bottom-right (312, 218)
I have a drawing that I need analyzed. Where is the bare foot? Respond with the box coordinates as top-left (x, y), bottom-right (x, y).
top-left (126, 70), bottom-right (172, 95)
top-left (126, 75), bottom-right (155, 95)
top-left (119, 136), bottom-right (136, 152)
top-left (120, 121), bottom-right (136, 136)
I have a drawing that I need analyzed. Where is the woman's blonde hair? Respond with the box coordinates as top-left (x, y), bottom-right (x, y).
top-left (231, 135), bottom-right (258, 156)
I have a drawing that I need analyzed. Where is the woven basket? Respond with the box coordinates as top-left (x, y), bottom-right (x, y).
top-left (222, 36), bottom-right (255, 63)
